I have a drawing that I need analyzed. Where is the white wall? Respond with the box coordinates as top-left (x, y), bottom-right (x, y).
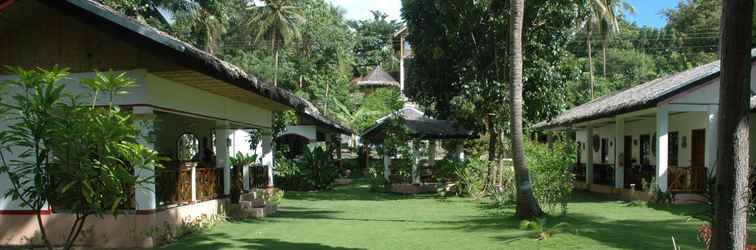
top-left (145, 74), bottom-right (272, 128)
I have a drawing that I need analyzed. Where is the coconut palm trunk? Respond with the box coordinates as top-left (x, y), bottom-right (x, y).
top-left (509, 0), bottom-right (543, 219)
top-left (711, 0), bottom-right (753, 248)
top-left (587, 22), bottom-right (595, 99)
top-left (272, 32), bottom-right (279, 86)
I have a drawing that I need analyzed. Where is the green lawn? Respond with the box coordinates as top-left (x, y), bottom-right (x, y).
top-left (163, 182), bottom-right (722, 250)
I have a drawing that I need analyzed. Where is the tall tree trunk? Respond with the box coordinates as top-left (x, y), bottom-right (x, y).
top-left (509, 0), bottom-right (542, 219)
top-left (486, 113), bottom-right (498, 191)
top-left (602, 40), bottom-right (607, 77)
top-left (272, 33), bottom-right (278, 87)
top-left (587, 23), bottom-right (595, 99)
top-left (711, 0), bottom-right (753, 248)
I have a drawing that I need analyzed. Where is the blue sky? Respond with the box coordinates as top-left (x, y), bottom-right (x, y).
top-left (328, 0), bottom-right (679, 28)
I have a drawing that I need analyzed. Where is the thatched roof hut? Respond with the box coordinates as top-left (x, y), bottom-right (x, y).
top-left (362, 106), bottom-right (476, 141)
top-left (356, 66), bottom-right (399, 88)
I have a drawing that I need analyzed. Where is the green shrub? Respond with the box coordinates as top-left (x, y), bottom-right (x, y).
top-left (491, 162), bottom-right (517, 208)
top-left (443, 157), bottom-right (488, 199)
top-left (366, 161), bottom-right (386, 192)
top-left (435, 159), bottom-right (464, 182)
top-left (525, 140), bottom-right (576, 215)
top-left (275, 146), bottom-right (339, 191)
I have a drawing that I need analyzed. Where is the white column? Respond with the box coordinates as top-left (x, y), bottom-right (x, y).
top-left (706, 105), bottom-right (719, 176)
top-left (215, 125), bottom-right (231, 195)
top-left (133, 107), bottom-right (156, 211)
top-left (411, 141), bottom-right (420, 184)
top-left (614, 117), bottom-right (625, 189)
top-left (456, 142), bottom-right (465, 161)
top-left (656, 108), bottom-right (669, 192)
top-left (383, 146), bottom-right (391, 183)
top-left (429, 140), bottom-right (437, 166)
top-left (586, 126), bottom-right (594, 187)
top-left (261, 131), bottom-right (275, 188)
top-left (242, 163), bottom-right (250, 191)
top-left (399, 35), bottom-right (406, 98)
top-left (191, 165), bottom-right (197, 202)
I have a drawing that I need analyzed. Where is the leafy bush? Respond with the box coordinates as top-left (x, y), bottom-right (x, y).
top-left (525, 140), bottom-right (575, 215)
top-left (435, 159), bottom-right (464, 182)
top-left (491, 163), bottom-right (516, 208)
top-left (366, 161), bottom-right (386, 192)
top-left (455, 158), bottom-right (488, 200)
top-left (230, 153), bottom-right (257, 203)
top-left (275, 146), bottom-right (339, 191)
top-left (519, 218), bottom-right (574, 240)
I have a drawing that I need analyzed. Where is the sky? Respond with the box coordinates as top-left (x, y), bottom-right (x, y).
top-left (327, 0), bottom-right (679, 29)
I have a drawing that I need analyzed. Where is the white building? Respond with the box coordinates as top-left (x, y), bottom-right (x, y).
top-left (536, 49), bottom-right (756, 199)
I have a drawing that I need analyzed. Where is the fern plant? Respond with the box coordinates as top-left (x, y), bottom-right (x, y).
top-left (519, 218), bottom-right (575, 240)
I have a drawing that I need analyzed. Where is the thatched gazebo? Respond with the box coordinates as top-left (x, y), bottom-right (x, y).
top-left (362, 106), bottom-right (477, 188)
top-left (356, 65), bottom-right (400, 89)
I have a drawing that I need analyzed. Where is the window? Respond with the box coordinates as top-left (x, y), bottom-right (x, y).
top-left (177, 133), bottom-right (199, 162)
top-left (577, 142), bottom-right (582, 164)
top-left (669, 132), bottom-right (679, 166)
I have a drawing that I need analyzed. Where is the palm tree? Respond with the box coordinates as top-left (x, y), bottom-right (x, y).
top-left (711, 0), bottom-right (752, 248)
top-left (598, 0), bottom-right (634, 77)
top-left (332, 97), bottom-right (378, 148)
top-left (247, 0), bottom-right (304, 86)
top-left (509, 0), bottom-right (542, 219)
top-left (173, 0), bottom-right (227, 54)
top-left (581, 0), bottom-right (632, 98)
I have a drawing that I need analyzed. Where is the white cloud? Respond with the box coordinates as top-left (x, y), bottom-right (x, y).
top-left (326, 0), bottom-right (402, 21)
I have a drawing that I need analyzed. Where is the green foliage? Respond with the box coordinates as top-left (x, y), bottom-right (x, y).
top-left (230, 152), bottom-right (257, 167)
top-left (525, 140), bottom-right (576, 215)
top-left (347, 10), bottom-right (402, 76)
top-left (366, 163), bottom-right (386, 192)
top-left (176, 213), bottom-right (227, 238)
top-left (262, 188), bottom-right (285, 204)
top-left (0, 67), bottom-right (159, 249)
top-left (519, 218), bottom-right (575, 241)
top-left (275, 146), bottom-right (339, 191)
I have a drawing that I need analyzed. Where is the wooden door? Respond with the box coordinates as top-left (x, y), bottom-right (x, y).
top-left (623, 136), bottom-right (633, 188)
top-left (690, 129), bottom-right (706, 192)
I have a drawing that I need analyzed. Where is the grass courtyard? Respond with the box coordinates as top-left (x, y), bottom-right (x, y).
top-left (164, 182), bottom-right (719, 250)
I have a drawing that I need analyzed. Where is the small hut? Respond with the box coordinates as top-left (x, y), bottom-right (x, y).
top-left (362, 105), bottom-right (477, 191)
top-left (355, 66), bottom-right (399, 94)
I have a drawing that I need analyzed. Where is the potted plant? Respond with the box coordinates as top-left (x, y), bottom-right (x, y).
top-left (230, 152), bottom-right (257, 204)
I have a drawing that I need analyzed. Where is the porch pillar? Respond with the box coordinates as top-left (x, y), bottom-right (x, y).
top-left (383, 145), bottom-right (391, 183)
top-left (133, 107), bottom-right (156, 211)
top-left (614, 117), bottom-right (625, 189)
top-left (261, 130), bottom-right (275, 187)
top-left (215, 125), bottom-right (231, 195)
top-left (191, 165), bottom-right (197, 202)
top-left (456, 141), bottom-right (465, 162)
top-left (586, 126), bottom-right (594, 187)
top-left (656, 108), bottom-right (669, 192)
top-left (706, 105), bottom-right (719, 175)
top-left (429, 140), bottom-right (437, 166)
top-left (243, 162), bottom-right (250, 191)
top-left (411, 140), bottom-right (420, 184)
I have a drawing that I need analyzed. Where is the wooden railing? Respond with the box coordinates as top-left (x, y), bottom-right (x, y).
top-left (156, 167), bottom-right (192, 205)
top-left (250, 165), bottom-right (269, 188)
top-left (196, 168), bottom-right (220, 201)
top-left (156, 162), bottom-right (223, 206)
top-left (668, 166), bottom-right (705, 192)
